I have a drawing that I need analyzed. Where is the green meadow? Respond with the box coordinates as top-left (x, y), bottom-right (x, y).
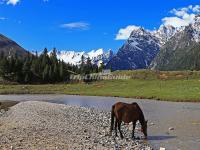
top-left (1, 70), bottom-right (200, 102)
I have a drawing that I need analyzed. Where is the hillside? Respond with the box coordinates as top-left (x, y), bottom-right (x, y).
top-left (106, 24), bottom-right (178, 71)
top-left (0, 34), bottom-right (28, 58)
top-left (106, 27), bottom-right (161, 70)
top-left (151, 15), bottom-right (200, 70)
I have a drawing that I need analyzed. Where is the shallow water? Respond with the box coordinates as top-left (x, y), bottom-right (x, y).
top-left (0, 94), bottom-right (200, 150)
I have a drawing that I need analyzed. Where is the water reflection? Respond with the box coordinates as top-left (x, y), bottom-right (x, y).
top-left (148, 135), bottom-right (176, 141)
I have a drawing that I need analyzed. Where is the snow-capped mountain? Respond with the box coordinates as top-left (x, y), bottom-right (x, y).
top-left (55, 48), bottom-right (114, 66)
top-left (106, 27), bottom-right (160, 70)
top-left (191, 14), bottom-right (200, 43)
top-left (152, 24), bottom-right (178, 45)
top-left (106, 16), bottom-right (200, 71)
top-left (150, 15), bottom-right (200, 70)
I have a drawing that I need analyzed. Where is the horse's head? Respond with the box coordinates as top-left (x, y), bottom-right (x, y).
top-left (141, 120), bottom-right (148, 139)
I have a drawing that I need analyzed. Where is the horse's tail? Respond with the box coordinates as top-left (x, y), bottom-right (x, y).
top-left (110, 105), bottom-right (115, 133)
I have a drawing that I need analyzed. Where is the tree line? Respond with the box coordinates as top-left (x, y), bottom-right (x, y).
top-left (0, 48), bottom-right (105, 84)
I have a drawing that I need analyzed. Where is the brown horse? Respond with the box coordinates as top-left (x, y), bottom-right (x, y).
top-left (110, 102), bottom-right (148, 139)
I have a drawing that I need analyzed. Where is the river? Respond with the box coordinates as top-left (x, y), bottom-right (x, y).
top-left (0, 94), bottom-right (200, 150)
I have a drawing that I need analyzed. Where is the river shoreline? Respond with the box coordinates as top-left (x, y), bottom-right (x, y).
top-left (0, 101), bottom-right (151, 150)
top-left (1, 95), bottom-right (200, 149)
top-left (1, 78), bottom-right (200, 102)
top-left (1, 93), bottom-right (200, 103)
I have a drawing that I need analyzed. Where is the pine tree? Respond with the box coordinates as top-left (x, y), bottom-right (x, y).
top-left (41, 48), bottom-right (49, 69)
top-left (48, 66), bottom-right (53, 82)
top-left (0, 51), bottom-right (4, 59)
top-left (80, 55), bottom-right (85, 74)
top-left (50, 48), bottom-right (58, 64)
top-left (22, 59), bottom-right (31, 83)
top-left (43, 65), bottom-right (49, 83)
top-left (85, 57), bottom-right (93, 74)
top-left (0, 58), bottom-right (9, 78)
top-left (24, 74), bottom-right (30, 83)
top-left (0, 48), bottom-right (100, 83)
top-left (14, 58), bottom-right (23, 82)
top-left (59, 61), bottom-right (64, 81)
top-left (98, 62), bottom-right (105, 72)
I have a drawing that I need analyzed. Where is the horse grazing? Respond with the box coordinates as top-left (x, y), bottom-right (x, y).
top-left (110, 102), bottom-right (148, 139)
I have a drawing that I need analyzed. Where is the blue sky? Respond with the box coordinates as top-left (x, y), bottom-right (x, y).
top-left (0, 0), bottom-right (200, 52)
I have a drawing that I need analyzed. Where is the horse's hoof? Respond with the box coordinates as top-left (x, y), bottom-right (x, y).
top-left (135, 137), bottom-right (140, 140)
top-left (120, 135), bottom-right (124, 139)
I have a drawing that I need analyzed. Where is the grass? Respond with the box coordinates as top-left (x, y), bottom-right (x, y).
top-left (1, 70), bottom-right (200, 102)
top-left (0, 101), bottom-right (19, 110)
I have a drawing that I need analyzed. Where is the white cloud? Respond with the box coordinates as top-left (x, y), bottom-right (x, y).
top-left (1, 0), bottom-right (47, 5)
top-left (162, 5), bottom-right (200, 28)
top-left (193, 5), bottom-right (200, 13)
top-left (6, 0), bottom-right (20, 5)
top-left (115, 5), bottom-right (200, 40)
top-left (60, 22), bottom-right (90, 30)
top-left (162, 14), bottom-right (195, 28)
top-left (0, 17), bottom-right (7, 20)
top-left (115, 25), bottom-right (140, 40)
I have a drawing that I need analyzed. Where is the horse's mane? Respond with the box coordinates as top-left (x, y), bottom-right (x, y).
top-left (131, 102), bottom-right (145, 123)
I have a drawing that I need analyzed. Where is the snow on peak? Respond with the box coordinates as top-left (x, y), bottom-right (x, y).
top-left (129, 27), bottom-right (149, 37)
top-left (154, 14), bottom-right (200, 44)
top-left (194, 14), bottom-right (200, 24)
top-left (129, 25), bottom-right (141, 30)
top-left (53, 49), bottom-right (114, 66)
top-left (127, 27), bottom-right (160, 51)
top-left (115, 25), bottom-right (141, 40)
top-left (88, 48), bottom-right (104, 58)
top-left (152, 24), bottom-right (178, 45)
top-left (190, 14), bottom-right (200, 42)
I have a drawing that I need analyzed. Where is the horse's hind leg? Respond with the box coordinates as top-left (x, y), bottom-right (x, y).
top-left (110, 105), bottom-right (115, 134)
top-left (115, 120), bottom-right (118, 137)
top-left (132, 121), bottom-right (136, 139)
top-left (118, 121), bottom-right (124, 139)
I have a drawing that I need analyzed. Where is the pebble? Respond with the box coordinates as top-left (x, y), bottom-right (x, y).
top-left (169, 127), bottom-right (175, 131)
top-left (0, 101), bottom-right (152, 150)
top-left (150, 122), bottom-right (155, 126)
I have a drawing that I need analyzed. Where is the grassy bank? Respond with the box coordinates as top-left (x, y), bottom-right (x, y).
top-left (0, 70), bottom-right (200, 102)
top-left (0, 101), bottom-right (19, 110)
top-left (1, 70), bottom-right (200, 102)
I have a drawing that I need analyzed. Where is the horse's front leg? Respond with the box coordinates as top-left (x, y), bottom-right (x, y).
top-left (132, 121), bottom-right (136, 139)
top-left (118, 121), bottom-right (124, 139)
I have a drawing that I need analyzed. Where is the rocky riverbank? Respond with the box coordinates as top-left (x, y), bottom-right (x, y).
top-left (0, 101), bottom-right (151, 150)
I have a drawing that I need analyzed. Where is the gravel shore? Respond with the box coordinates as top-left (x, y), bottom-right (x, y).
top-left (0, 101), bottom-right (151, 150)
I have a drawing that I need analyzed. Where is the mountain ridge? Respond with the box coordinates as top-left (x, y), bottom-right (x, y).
top-left (150, 15), bottom-right (200, 70)
top-left (49, 48), bottom-right (114, 66)
top-left (0, 34), bottom-right (29, 58)
top-left (106, 25), bottom-right (177, 70)
top-left (107, 14), bottom-right (200, 71)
